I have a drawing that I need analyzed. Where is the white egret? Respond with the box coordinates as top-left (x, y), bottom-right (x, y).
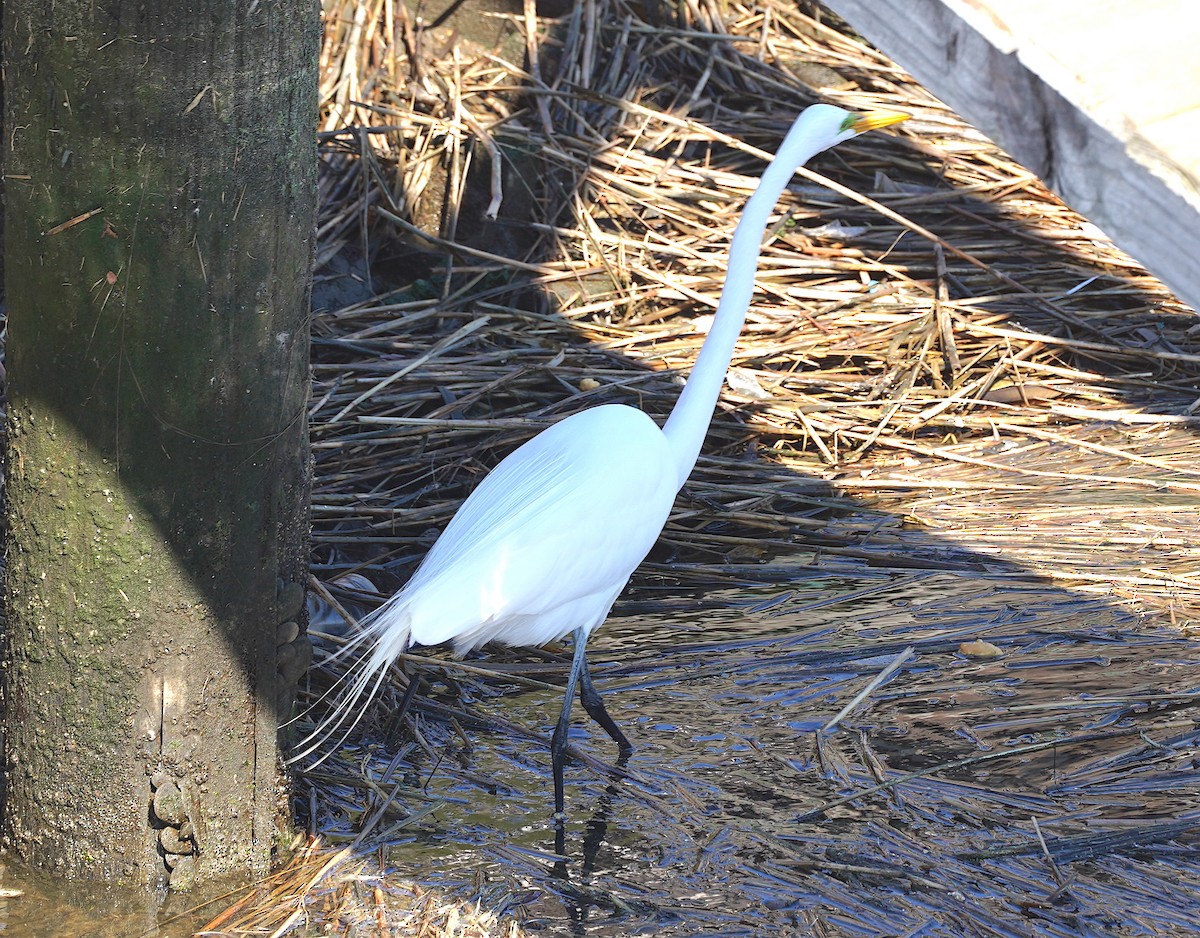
top-left (294, 105), bottom-right (908, 815)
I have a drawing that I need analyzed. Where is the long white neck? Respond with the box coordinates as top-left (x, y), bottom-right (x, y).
top-left (662, 116), bottom-right (836, 489)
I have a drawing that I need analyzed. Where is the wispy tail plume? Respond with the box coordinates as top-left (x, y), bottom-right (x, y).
top-left (286, 596), bottom-right (413, 766)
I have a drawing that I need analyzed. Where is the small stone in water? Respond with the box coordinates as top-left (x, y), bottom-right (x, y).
top-left (960, 639), bottom-right (1003, 658)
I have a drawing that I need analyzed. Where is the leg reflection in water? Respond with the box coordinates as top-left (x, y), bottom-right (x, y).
top-left (551, 749), bottom-right (638, 933)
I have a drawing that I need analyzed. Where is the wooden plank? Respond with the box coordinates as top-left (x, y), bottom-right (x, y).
top-left (824, 0), bottom-right (1200, 311)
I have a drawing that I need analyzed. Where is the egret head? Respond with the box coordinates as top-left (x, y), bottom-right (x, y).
top-left (789, 104), bottom-right (909, 161)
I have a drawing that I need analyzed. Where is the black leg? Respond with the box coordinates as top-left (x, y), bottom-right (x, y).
top-left (552, 627), bottom-right (634, 820)
top-left (550, 627), bottom-right (589, 818)
top-left (578, 652), bottom-right (632, 753)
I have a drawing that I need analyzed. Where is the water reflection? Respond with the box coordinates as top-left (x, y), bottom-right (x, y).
top-left (0, 865), bottom-right (233, 937)
top-left (297, 567), bottom-right (1200, 935)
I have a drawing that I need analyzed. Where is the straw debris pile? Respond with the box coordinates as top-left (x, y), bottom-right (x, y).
top-left (308, 0), bottom-right (1200, 616)
top-left (209, 0), bottom-right (1200, 933)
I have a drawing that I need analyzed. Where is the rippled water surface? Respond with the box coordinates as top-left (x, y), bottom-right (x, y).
top-left (300, 568), bottom-right (1200, 936)
top-left (2, 567), bottom-right (1196, 937)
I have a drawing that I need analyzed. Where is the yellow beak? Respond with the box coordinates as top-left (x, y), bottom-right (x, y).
top-left (849, 110), bottom-right (910, 132)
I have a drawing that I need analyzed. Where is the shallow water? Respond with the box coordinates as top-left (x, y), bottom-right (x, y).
top-left (301, 568), bottom-right (1200, 936)
top-left (0, 867), bottom-right (224, 937)
top-left (2, 567), bottom-right (1196, 936)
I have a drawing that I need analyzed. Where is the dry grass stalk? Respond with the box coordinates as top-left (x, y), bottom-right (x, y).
top-left (192, 836), bottom-right (528, 937)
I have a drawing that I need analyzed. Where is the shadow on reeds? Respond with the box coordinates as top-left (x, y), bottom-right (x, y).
top-left (280, 1), bottom-right (1200, 935)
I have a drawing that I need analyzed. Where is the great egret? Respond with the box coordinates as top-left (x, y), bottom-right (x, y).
top-left (295, 105), bottom-right (908, 816)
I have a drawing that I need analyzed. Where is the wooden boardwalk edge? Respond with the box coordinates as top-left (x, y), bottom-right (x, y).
top-left (824, 0), bottom-right (1200, 311)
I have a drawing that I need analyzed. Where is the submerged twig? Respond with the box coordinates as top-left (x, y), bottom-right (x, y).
top-left (821, 645), bottom-right (914, 732)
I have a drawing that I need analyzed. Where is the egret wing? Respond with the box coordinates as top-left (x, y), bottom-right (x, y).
top-left (405, 405), bottom-right (676, 645)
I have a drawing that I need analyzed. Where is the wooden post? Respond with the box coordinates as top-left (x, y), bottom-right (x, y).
top-left (3, 0), bottom-right (316, 886)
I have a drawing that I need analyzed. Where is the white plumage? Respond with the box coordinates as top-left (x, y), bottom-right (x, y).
top-left (394, 404), bottom-right (676, 652)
